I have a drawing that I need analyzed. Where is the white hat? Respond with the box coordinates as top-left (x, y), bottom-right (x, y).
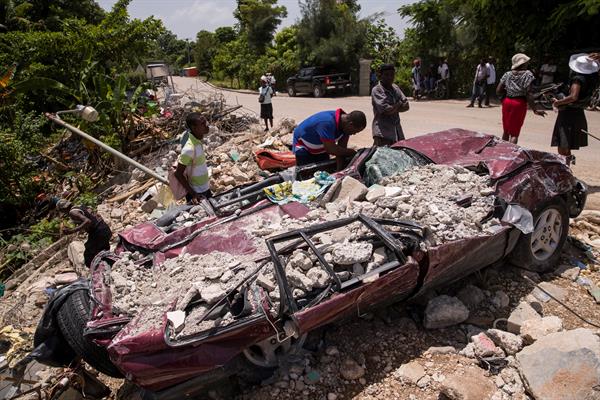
top-left (569, 53), bottom-right (600, 74)
top-left (511, 53), bottom-right (530, 70)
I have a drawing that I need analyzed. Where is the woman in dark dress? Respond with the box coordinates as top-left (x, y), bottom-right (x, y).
top-left (552, 54), bottom-right (599, 164)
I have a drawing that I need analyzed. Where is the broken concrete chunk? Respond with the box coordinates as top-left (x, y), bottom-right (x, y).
top-left (204, 266), bottom-right (225, 280)
top-left (339, 358), bottom-right (365, 381)
top-left (506, 301), bottom-right (541, 334)
top-left (456, 284), bottom-right (486, 309)
top-left (393, 361), bottom-right (426, 384)
top-left (440, 366), bottom-right (497, 400)
top-left (289, 250), bottom-right (313, 271)
top-left (516, 328), bottom-right (600, 400)
top-left (371, 247), bottom-right (387, 266)
top-left (384, 186), bottom-right (402, 197)
top-left (286, 268), bottom-right (313, 292)
top-left (423, 295), bottom-right (469, 329)
top-left (520, 316), bottom-right (563, 344)
top-left (256, 272), bottom-right (277, 292)
top-left (352, 263), bottom-right (365, 275)
top-left (471, 332), bottom-right (505, 358)
top-left (331, 242), bottom-right (373, 265)
top-left (167, 310), bottom-right (186, 333)
top-left (486, 329), bottom-right (523, 355)
top-left (307, 267), bottom-right (329, 288)
top-left (200, 284), bottom-right (224, 304)
top-left (111, 271), bottom-right (128, 288)
top-left (366, 185), bottom-right (386, 202)
top-left (330, 176), bottom-right (368, 203)
top-left (54, 272), bottom-right (78, 285)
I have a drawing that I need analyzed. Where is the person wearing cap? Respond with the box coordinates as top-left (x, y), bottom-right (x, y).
top-left (371, 63), bottom-right (409, 146)
top-left (292, 109), bottom-right (366, 170)
top-left (551, 53), bottom-right (600, 163)
top-left (53, 199), bottom-right (112, 268)
top-left (496, 53), bottom-right (546, 144)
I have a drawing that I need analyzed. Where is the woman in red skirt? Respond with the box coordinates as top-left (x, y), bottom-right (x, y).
top-left (496, 53), bottom-right (546, 143)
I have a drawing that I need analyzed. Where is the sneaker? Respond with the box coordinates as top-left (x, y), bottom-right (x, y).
top-left (478, 103), bottom-right (483, 108)
top-left (264, 128), bottom-right (269, 132)
top-left (466, 104), bottom-right (474, 108)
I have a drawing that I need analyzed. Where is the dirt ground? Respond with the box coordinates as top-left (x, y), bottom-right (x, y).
top-left (173, 77), bottom-right (600, 210)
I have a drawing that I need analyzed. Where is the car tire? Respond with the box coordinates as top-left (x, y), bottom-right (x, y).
top-left (287, 86), bottom-right (296, 97)
top-left (509, 197), bottom-right (568, 272)
top-left (56, 289), bottom-right (123, 377)
top-left (313, 85), bottom-right (323, 98)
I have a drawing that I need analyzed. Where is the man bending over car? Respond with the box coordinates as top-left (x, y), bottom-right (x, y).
top-left (292, 109), bottom-right (366, 170)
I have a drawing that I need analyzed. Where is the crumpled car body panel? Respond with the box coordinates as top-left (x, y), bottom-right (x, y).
top-left (81, 129), bottom-right (582, 391)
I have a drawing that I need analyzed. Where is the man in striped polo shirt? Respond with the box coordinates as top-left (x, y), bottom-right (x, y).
top-left (292, 109), bottom-right (366, 170)
top-left (174, 113), bottom-right (211, 204)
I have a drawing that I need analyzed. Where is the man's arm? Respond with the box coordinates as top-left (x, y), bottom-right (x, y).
top-left (326, 135), bottom-right (355, 171)
top-left (174, 163), bottom-right (197, 197)
top-left (63, 209), bottom-right (91, 234)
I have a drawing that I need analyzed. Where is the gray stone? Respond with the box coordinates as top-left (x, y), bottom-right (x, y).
top-left (440, 366), bottom-right (497, 400)
top-left (256, 272), bottom-right (276, 292)
top-left (331, 176), bottom-right (368, 203)
top-left (425, 346), bottom-right (457, 355)
top-left (393, 361), bottom-right (426, 384)
top-left (307, 267), bottom-right (329, 288)
top-left (200, 284), bottom-right (223, 304)
top-left (331, 242), bottom-right (373, 265)
top-left (366, 185), bottom-right (386, 202)
top-left (423, 295), bottom-right (469, 329)
top-left (520, 316), bottom-right (563, 344)
top-left (141, 199), bottom-right (158, 214)
top-left (286, 268), bottom-right (313, 292)
top-left (111, 271), bottom-right (128, 288)
top-left (340, 358), bottom-right (365, 381)
top-left (289, 250), bottom-right (313, 271)
top-left (555, 264), bottom-right (581, 281)
top-left (531, 281), bottom-right (568, 303)
top-left (486, 329), bottom-right (523, 355)
top-left (371, 247), bottom-right (387, 265)
top-left (472, 332), bottom-right (505, 358)
top-left (352, 263), bottom-right (365, 275)
top-left (516, 328), bottom-right (600, 400)
top-left (111, 207), bottom-right (124, 219)
top-left (457, 285), bottom-right (486, 308)
top-left (507, 301), bottom-right (541, 334)
top-left (490, 291), bottom-right (510, 309)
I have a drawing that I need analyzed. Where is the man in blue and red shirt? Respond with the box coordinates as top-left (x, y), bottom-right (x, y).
top-left (292, 109), bottom-right (366, 170)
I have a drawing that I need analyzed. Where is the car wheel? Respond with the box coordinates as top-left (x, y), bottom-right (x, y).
top-left (287, 86), bottom-right (296, 97)
top-left (313, 85), bottom-right (323, 98)
top-left (509, 197), bottom-right (568, 272)
top-left (57, 289), bottom-right (123, 377)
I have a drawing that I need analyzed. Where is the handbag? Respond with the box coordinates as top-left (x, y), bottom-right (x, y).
top-left (258, 87), bottom-right (269, 103)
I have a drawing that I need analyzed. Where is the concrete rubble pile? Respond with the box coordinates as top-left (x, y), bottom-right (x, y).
top-left (207, 119), bottom-right (296, 193)
top-left (107, 251), bottom-right (258, 337)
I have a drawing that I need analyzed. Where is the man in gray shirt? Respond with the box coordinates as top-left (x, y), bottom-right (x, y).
top-left (371, 63), bottom-right (410, 146)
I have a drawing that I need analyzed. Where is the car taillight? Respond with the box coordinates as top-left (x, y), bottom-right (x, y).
top-left (325, 77), bottom-right (331, 85)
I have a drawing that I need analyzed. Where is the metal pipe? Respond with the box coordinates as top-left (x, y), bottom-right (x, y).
top-left (44, 112), bottom-right (169, 184)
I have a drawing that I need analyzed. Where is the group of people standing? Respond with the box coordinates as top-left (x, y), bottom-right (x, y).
top-left (291, 52), bottom-right (598, 170)
top-left (411, 58), bottom-right (451, 100)
top-left (494, 52), bottom-right (598, 164)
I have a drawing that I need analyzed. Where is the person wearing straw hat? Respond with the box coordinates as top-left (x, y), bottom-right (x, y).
top-left (551, 53), bottom-right (600, 164)
top-left (496, 53), bottom-right (546, 144)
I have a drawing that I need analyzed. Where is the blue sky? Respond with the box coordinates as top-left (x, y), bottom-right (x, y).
top-left (96, 0), bottom-right (413, 40)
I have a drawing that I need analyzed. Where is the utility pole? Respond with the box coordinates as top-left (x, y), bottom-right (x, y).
top-left (186, 38), bottom-right (191, 66)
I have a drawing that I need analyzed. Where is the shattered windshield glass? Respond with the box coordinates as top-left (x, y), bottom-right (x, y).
top-left (363, 147), bottom-right (429, 187)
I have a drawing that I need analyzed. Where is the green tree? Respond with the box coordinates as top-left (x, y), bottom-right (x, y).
top-left (194, 30), bottom-right (218, 73)
top-left (233, 0), bottom-right (287, 53)
top-left (365, 17), bottom-right (401, 67)
top-left (296, 0), bottom-right (369, 75)
top-left (154, 30), bottom-right (188, 68)
top-left (215, 26), bottom-right (237, 44)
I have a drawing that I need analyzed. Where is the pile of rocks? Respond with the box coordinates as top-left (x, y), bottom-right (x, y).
top-left (208, 120), bottom-right (295, 193)
top-left (107, 251), bottom-right (258, 337)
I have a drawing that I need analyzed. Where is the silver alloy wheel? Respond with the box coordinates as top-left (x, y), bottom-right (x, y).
top-left (287, 86), bottom-right (295, 96)
top-left (530, 208), bottom-right (563, 261)
top-left (243, 333), bottom-right (307, 368)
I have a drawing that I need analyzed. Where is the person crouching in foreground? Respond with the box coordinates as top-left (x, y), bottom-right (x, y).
top-left (175, 113), bottom-right (211, 204)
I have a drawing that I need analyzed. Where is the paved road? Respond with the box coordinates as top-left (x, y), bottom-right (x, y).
top-left (173, 77), bottom-right (600, 209)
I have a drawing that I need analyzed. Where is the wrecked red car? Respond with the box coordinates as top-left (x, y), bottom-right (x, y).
top-left (34, 129), bottom-right (586, 399)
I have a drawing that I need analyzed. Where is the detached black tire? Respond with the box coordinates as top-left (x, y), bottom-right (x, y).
top-left (57, 289), bottom-right (123, 377)
top-left (509, 197), bottom-right (568, 272)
